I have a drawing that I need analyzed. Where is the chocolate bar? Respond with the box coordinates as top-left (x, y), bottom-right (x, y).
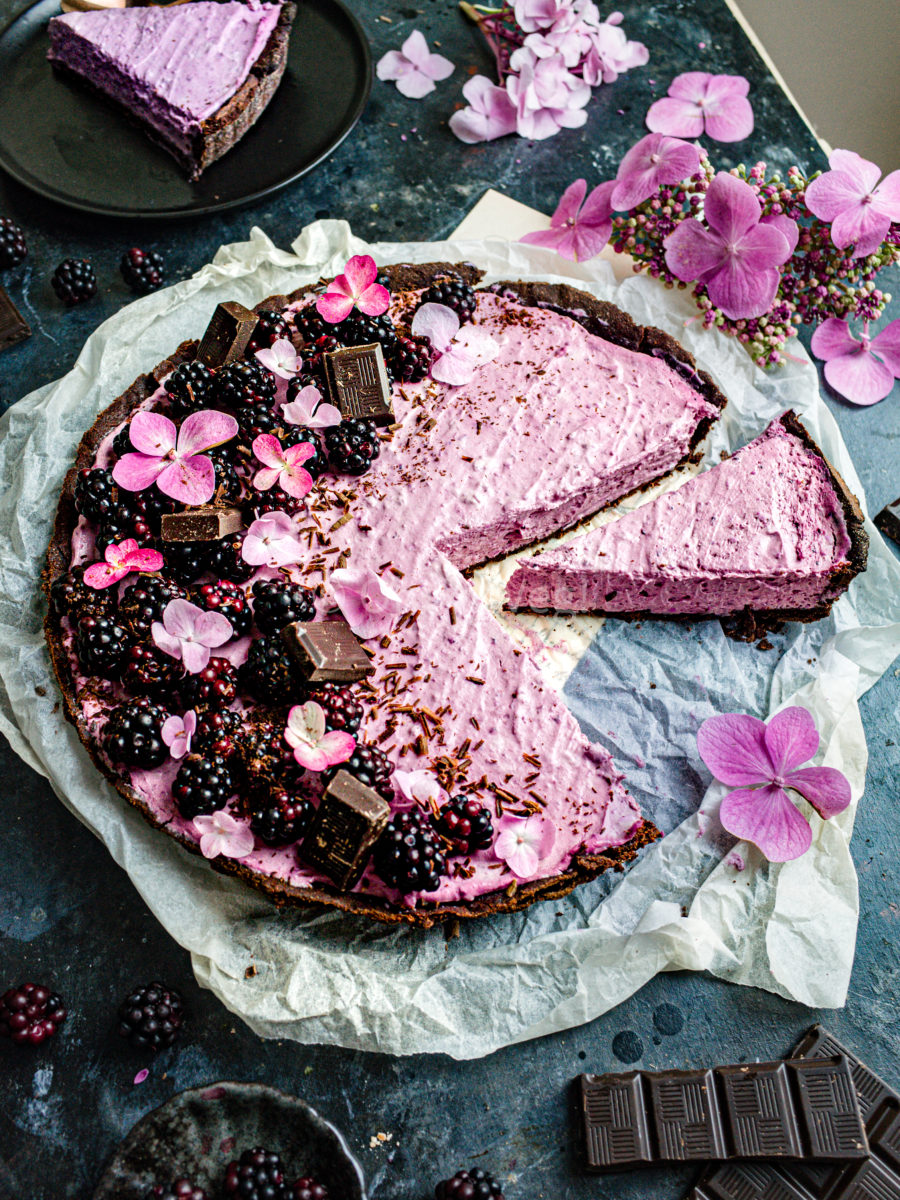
top-left (160, 506), bottom-right (243, 542)
top-left (281, 619), bottom-right (374, 682)
top-left (875, 498), bottom-right (900, 549)
top-left (690, 1026), bottom-right (900, 1200)
top-left (580, 1055), bottom-right (867, 1172)
top-left (0, 286), bottom-right (31, 352)
top-left (300, 770), bottom-right (390, 889)
top-left (195, 301), bottom-right (258, 367)
top-left (323, 343), bottom-right (394, 425)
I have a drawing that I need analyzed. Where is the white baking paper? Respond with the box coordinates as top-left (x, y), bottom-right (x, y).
top-left (1, 217), bottom-right (899, 1059)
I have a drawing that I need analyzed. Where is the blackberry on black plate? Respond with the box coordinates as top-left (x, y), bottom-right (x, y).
top-left (192, 708), bottom-right (242, 758)
top-left (0, 983), bottom-right (67, 1045)
top-left (123, 643), bottom-right (182, 698)
top-left (420, 275), bottom-right (477, 323)
top-left (311, 682), bottom-right (363, 734)
top-left (251, 578), bottom-right (316, 635)
top-left (120, 247), bottom-right (165, 294)
top-left (172, 753), bottom-right (237, 819)
top-left (224, 1147), bottom-right (287, 1200)
top-left (104, 699), bottom-right (170, 768)
top-left (74, 467), bottom-right (116, 523)
top-left (374, 808), bottom-right (447, 893)
top-left (436, 796), bottom-right (494, 854)
top-left (165, 361), bottom-right (214, 417)
top-left (390, 335), bottom-right (431, 383)
top-left (207, 533), bottom-right (254, 583)
top-left (147, 1181), bottom-right (208, 1200)
top-left (164, 542), bottom-right (210, 585)
top-left (194, 579), bottom-right (252, 637)
top-left (0, 217), bottom-right (27, 268)
top-left (76, 613), bottom-right (131, 678)
top-left (324, 742), bottom-right (393, 799)
top-left (247, 308), bottom-right (292, 353)
top-left (180, 656), bottom-right (239, 709)
top-left (435, 1169), bottom-right (504, 1199)
top-left (117, 981), bottom-right (184, 1052)
top-left (240, 635), bottom-right (306, 705)
top-left (248, 786), bottom-right (313, 847)
top-left (119, 576), bottom-right (187, 639)
top-left (213, 358), bottom-right (276, 408)
top-left (291, 1181), bottom-right (328, 1200)
top-left (324, 418), bottom-right (379, 476)
top-left (52, 257), bottom-right (97, 306)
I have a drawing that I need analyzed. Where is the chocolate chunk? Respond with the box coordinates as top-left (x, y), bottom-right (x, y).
top-left (0, 286), bottom-right (31, 352)
top-left (300, 770), bottom-right (390, 889)
top-left (323, 343), bottom-right (394, 425)
top-left (195, 301), bottom-right (258, 368)
top-left (579, 1056), bottom-right (867, 1172)
top-left (875, 497), bottom-right (900, 548)
top-left (160, 506), bottom-right (243, 542)
top-left (690, 1026), bottom-right (900, 1200)
top-left (280, 619), bottom-right (374, 682)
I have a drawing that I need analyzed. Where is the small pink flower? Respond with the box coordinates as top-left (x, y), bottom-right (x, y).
top-left (410, 303), bottom-right (500, 386)
top-left (725, 850), bottom-right (746, 871)
top-left (161, 710), bottom-right (197, 760)
top-left (513, 0), bottom-right (570, 33)
top-left (281, 384), bottom-right (341, 430)
top-left (330, 565), bottom-right (405, 640)
top-left (520, 178), bottom-right (615, 262)
top-left (83, 539), bottom-right (163, 589)
top-left (193, 810), bottom-right (253, 860)
top-left (506, 48), bottom-right (590, 141)
top-left (697, 707), bottom-right (852, 863)
top-left (112, 409), bottom-right (238, 506)
top-left (494, 814), bottom-right (551, 878)
top-left (316, 255), bottom-right (391, 325)
top-left (810, 317), bottom-right (900, 406)
top-left (392, 769), bottom-right (445, 808)
top-left (242, 511), bottom-right (306, 568)
top-left (805, 149), bottom-right (900, 259)
top-left (255, 338), bottom-right (303, 380)
top-left (610, 132), bottom-right (703, 211)
top-left (252, 434), bottom-right (316, 500)
top-left (152, 598), bottom-right (233, 674)
top-left (582, 15), bottom-right (648, 85)
top-left (376, 30), bottom-right (454, 99)
top-left (449, 75), bottom-right (518, 144)
top-left (284, 702), bottom-right (356, 771)
top-left (664, 171), bottom-right (797, 319)
top-left (646, 72), bottom-right (753, 143)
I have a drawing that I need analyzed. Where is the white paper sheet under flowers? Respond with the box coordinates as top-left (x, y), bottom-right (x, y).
top-left (1, 220), bottom-right (899, 1060)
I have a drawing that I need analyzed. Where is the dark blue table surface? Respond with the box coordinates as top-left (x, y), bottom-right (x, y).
top-left (1, 1), bottom-right (898, 1196)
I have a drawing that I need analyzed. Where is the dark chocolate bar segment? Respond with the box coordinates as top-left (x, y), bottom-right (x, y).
top-left (195, 301), bottom-right (258, 367)
top-left (281, 619), bottom-right (374, 682)
top-left (160, 506), bottom-right (243, 542)
top-left (0, 286), bottom-right (31, 352)
top-left (875, 498), bottom-right (900, 549)
top-left (323, 343), bottom-right (394, 425)
top-left (300, 769), bottom-right (390, 889)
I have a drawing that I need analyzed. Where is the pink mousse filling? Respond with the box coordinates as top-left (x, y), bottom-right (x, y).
top-left (506, 418), bottom-right (853, 614)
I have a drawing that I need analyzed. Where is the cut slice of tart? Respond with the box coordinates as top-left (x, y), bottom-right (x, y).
top-left (506, 412), bottom-right (868, 625)
top-left (47, 0), bottom-right (295, 180)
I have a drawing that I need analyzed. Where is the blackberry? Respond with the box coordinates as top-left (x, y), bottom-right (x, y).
top-left (251, 578), bottom-right (316, 635)
top-left (282, 426), bottom-right (325, 478)
top-left (0, 217), bottom-right (27, 268)
top-left (105, 489), bottom-right (174, 543)
top-left (117, 982), bottom-right (184, 1052)
top-left (74, 467), bottom-right (117, 523)
top-left (0, 983), bottom-right (67, 1046)
top-left (294, 306), bottom-right (327, 345)
top-left (164, 542), bottom-right (209, 585)
top-left (52, 257), bottom-right (97, 305)
top-left (192, 708), bottom-right (242, 758)
top-left (224, 1148), bottom-right (287, 1200)
top-left (341, 310), bottom-right (396, 350)
top-left (120, 247), bottom-right (165, 294)
top-left (119, 576), bottom-right (187, 639)
top-left (240, 718), bottom-right (294, 782)
top-left (374, 808), bottom-right (447, 893)
top-left (165, 361), bottom-right (214, 417)
top-left (207, 533), bottom-right (254, 583)
top-left (96, 516), bottom-right (154, 556)
top-left (147, 1182), bottom-right (208, 1200)
top-left (194, 579), bottom-right (252, 637)
top-left (50, 568), bottom-right (114, 621)
top-left (310, 682), bottom-right (363, 734)
top-left (240, 635), bottom-right (305, 705)
top-left (324, 743), bottom-right (393, 800)
top-left (213, 359), bottom-right (276, 408)
top-left (299, 333), bottom-right (340, 380)
top-left (390, 335), bottom-right (431, 383)
top-left (172, 753), bottom-right (237, 819)
top-left (76, 613), bottom-right (131, 677)
top-left (421, 276), bottom-right (477, 323)
top-left (181, 656), bottom-right (239, 708)
top-left (103, 699), bottom-right (169, 768)
top-left (291, 1181), bottom-right (328, 1200)
top-left (436, 796), bottom-right (494, 854)
top-left (112, 423), bottom-right (135, 458)
top-left (248, 786), bottom-right (313, 847)
top-left (238, 400), bottom-right (281, 443)
top-left (122, 643), bottom-right (181, 698)
top-left (247, 308), bottom-right (292, 353)
top-left (207, 446), bottom-right (243, 503)
top-left (435, 1170), bottom-right (504, 1199)
top-left (324, 418), bottom-right (379, 476)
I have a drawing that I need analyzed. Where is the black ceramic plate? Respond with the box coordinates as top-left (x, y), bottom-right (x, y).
top-left (92, 1080), bottom-right (367, 1197)
top-left (0, 0), bottom-right (372, 219)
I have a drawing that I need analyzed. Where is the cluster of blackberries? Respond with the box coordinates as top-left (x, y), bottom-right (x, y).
top-left (436, 1168), bottom-right (505, 1199)
top-left (0, 983), bottom-right (67, 1045)
top-left (373, 795), bottom-right (494, 894)
top-left (0, 216), bottom-right (27, 268)
top-left (221, 1147), bottom-right (329, 1200)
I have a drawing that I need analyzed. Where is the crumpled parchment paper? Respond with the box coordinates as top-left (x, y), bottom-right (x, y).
top-left (1, 220), bottom-right (898, 1059)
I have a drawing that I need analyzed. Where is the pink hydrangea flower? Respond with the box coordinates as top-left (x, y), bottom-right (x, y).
top-left (330, 565), bottom-right (405, 640)
top-left (284, 701), bottom-right (356, 771)
top-left (161, 710), bottom-right (197, 760)
top-left (83, 539), bottom-right (163, 589)
top-left (520, 177), bottom-right (615, 261)
top-left (316, 255), bottom-right (391, 325)
top-left (664, 171), bottom-right (797, 319)
top-left (151, 598), bottom-right (233, 674)
top-left (193, 810), bottom-right (254, 860)
top-left (609, 132), bottom-right (703, 211)
top-left (494, 814), bottom-right (551, 878)
top-left (697, 706), bottom-right (852, 863)
top-left (506, 47), bottom-right (591, 140)
top-left (810, 317), bottom-right (900, 406)
top-left (241, 511), bottom-right (306, 568)
top-left (410, 302), bottom-right (500, 386)
top-left (255, 338), bottom-right (303, 380)
top-left (582, 13), bottom-right (648, 85)
top-left (112, 409), bottom-right (238, 506)
top-left (281, 384), bottom-right (341, 430)
top-left (805, 149), bottom-right (900, 259)
top-left (392, 769), bottom-right (446, 808)
top-left (513, 0), bottom-right (571, 32)
top-left (251, 434), bottom-right (316, 500)
top-left (376, 30), bottom-right (454, 99)
top-left (449, 75), bottom-right (518, 144)
top-left (646, 72), bottom-right (753, 143)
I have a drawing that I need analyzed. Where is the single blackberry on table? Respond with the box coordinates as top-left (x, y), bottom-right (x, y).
top-left (294, 306), bottom-right (327, 345)
top-left (74, 467), bottom-right (117, 523)
top-left (172, 753), bottom-right (237, 819)
top-left (119, 576), bottom-right (187, 639)
top-left (224, 1147), bottom-right (287, 1200)
top-left (122, 643), bottom-right (182, 698)
top-left (147, 1181), bottom-right (208, 1200)
top-left (246, 308), bottom-right (292, 353)
top-left (248, 786), bottom-right (314, 847)
top-left (52, 257), bottom-right (97, 305)
top-left (104, 699), bottom-right (170, 768)
top-left (390, 334), bottom-right (431, 383)
top-left (0, 217), bottom-right (27, 268)
top-left (191, 708), bottom-right (242, 758)
top-left (310, 682), bottom-right (363, 734)
top-left (164, 361), bottom-right (215, 417)
top-left (164, 541), bottom-right (210, 585)
top-left (50, 567), bottom-right (114, 621)
top-left (436, 796), bottom-right (494, 854)
top-left (374, 808), bottom-right (447, 893)
top-left (0, 983), bottom-right (67, 1046)
top-left (291, 1180), bottom-right (328, 1200)
top-left (206, 533), bottom-right (254, 583)
top-left (180, 656), bottom-right (239, 708)
top-left (76, 613), bottom-right (131, 678)
top-left (120, 247), bottom-right (165, 294)
top-left (213, 358), bottom-right (277, 408)
top-left (117, 982), bottom-right (184, 1052)
top-left (324, 418), bottom-right (379, 476)
top-left (324, 742), bottom-right (393, 800)
top-left (435, 1169), bottom-right (504, 1199)
top-left (193, 579), bottom-right (252, 637)
top-left (251, 578), bottom-right (316, 635)
top-left (240, 635), bottom-right (306, 705)
top-left (341, 310), bottom-right (396, 350)
top-left (420, 275), bottom-right (477, 323)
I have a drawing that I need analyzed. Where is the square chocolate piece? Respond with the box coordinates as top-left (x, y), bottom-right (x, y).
top-left (323, 343), bottom-right (394, 425)
top-left (195, 301), bottom-right (259, 368)
top-left (300, 770), bottom-right (390, 889)
top-left (0, 286), bottom-right (31, 352)
top-left (875, 497), bottom-right (900, 548)
top-left (281, 619), bottom-right (374, 682)
top-left (160, 506), bottom-right (243, 543)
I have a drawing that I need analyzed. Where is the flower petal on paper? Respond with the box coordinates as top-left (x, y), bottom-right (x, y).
top-left (719, 784), bottom-right (813, 862)
top-left (763, 706), bottom-right (819, 775)
top-left (696, 712), bottom-right (772, 786)
top-left (785, 766), bottom-right (853, 820)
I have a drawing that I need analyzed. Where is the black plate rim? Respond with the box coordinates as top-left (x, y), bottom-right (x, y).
top-left (0, 0), bottom-right (373, 220)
